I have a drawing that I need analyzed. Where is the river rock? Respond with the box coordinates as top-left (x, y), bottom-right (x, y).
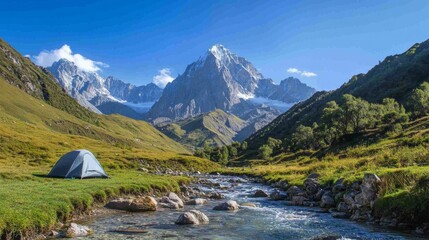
top-left (106, 197), bottom-right (157, 212)
top-left (213, 200), bottom-right (240, 211)
top-left (287, 186), bottom-right (305, 197)
top-left (350, 208), bottom-right (373, 222)
top-left (168, 192), bottom-right (184, 208)
top-left (241, 202), bottom-right (257, 208)
top-left (355, 173), bottom-right (381, 207)
top-left (304, 177), bottom-right (320, 195)
top-left (292, 196), bottom-right (307, 205)
top-left (320, 193), bottom-right (335, 208)
top-left (253, 189), bottom-right (269, 197)
top-left (206, 192), bottom-right (225, 199)
top-left (66, 223), bottom-right (92, 238)
top-left (332, 178), bottom-right (346, 193)
top-left (336, 202), bottom-right (349, 212)
top-left (271, 180), bottom-right (289, 190)
top-left (185, 198), bottom-right (208, 205)
top-left (175, 210), bottom-right (209, 225)
top-left (315, 189), bottom-right (325, 201)
top-left (159, 196), bottom-right (180, 209)
top-left (343, 193), bottom-right (356, 207)
top-left (270, 190), bottom-right (287, 200)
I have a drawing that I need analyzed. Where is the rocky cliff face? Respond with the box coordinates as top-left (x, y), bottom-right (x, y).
top-left (47, 59), bottom-right (111, 113)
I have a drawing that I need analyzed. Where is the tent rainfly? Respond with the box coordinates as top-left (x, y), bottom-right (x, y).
top-left (48, 149), bottom-right (108, 178)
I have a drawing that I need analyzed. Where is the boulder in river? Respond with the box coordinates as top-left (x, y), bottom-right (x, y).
top-left (66, 223), bottom-right (92, 238)
top-left (292, 196), bottom-right (307, 205)
top-left (336, 202), bottom-right (349, 212)
top-left (106, 196), bottom-right (157, 212)
top-left (287, 186), bottom-right (305, 197)
top-left (213, 200), bottom-right (240, 211)
top-left (206, 192), bottom-right (225, 199)
top-left (320, 193), bottom-right (335, 208)
top-left (185, 198), bottom-right (208, 205)
top-left (253, 189), bottom-right (269, 197)
top-left (304, 177), bottom-right (321, 195)
top-left (159, 196), bottom-right (181, 209)
top-left (175, 210), bottom-right (209, 225)
top-left (241, 202), bottom-right (257, 208)
top-left (168, 192), bottom-right (184, 207)
top-left (270, 190), bottom-right (287, 200)
top-left (354, 173), bottom-right (381, 207)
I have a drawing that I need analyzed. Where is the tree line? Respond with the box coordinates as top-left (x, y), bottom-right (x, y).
top-left (256, 81), bottom-right (429, 159)
top-left (195, 82), bottom-right (429, 162)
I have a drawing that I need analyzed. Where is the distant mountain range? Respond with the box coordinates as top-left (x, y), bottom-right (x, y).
top-left (44, 44), bottom-right (316, 146)
top-left (47, 59), bottom-right (162, 118)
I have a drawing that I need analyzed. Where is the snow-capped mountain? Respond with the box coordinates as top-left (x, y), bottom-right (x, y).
top-left (47, 59), bottom-right (162, 117)
top-left (47, 59), bottom-right (112, 113)
top-left (147, 44), bottom-right (315, 121)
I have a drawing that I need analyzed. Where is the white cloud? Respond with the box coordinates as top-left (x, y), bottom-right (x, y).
top-left (153, 68), bottom-right (174, 88)
top-left (287, 67), bottom-right (317, 77)
top-left (34, 44), bottom-right (108, 72)
top-left (287, 68), bottom-right (301, 74)
top-left (301, 71), bottom-right (317, 77)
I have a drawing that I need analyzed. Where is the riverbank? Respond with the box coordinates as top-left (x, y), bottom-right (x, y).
top-left (82, 174), bottom-right (415, 239)
top-left (218, 167), bottom-right (429, 236)
top-left (0, 171), bottom-right (191, 239)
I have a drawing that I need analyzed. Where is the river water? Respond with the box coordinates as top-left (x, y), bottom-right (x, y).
top-left (83, 175), bottom-right (419, 239)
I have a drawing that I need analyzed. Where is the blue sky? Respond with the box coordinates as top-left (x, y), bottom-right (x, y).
top-left (1, 0), bottom-right (429, 90)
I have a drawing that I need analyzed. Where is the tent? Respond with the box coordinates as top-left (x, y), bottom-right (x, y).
top-left (48, 149), bottom-right (108, 178)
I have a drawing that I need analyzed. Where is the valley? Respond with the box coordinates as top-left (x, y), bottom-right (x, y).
top-left (1, 2), bottom-right (429, 239)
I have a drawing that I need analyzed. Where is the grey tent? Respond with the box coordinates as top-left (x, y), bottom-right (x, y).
top-left (48, 149), bottom-right (108, 178)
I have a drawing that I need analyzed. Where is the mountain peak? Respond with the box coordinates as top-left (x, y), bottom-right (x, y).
top-left (208, 44), bottom-right (231, 60)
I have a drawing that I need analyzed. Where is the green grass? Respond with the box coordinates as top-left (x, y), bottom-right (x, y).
top-left (0, 171), bottom-right (189, 238)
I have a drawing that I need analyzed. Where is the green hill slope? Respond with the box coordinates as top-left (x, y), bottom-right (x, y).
top-left (157, 109), bottom-right (246, 148)
top-left (0, 39), bottom-right (219, 238)
top-left (246, 39), bottom-right (429, 154)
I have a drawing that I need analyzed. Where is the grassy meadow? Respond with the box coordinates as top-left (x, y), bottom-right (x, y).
top-left (0, 76), bottom-right (220, 238)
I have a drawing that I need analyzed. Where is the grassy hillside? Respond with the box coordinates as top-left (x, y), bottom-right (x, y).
top-left (0, 38), bottom-right (97, 123)
top-left (0, 39), bottom-right (220, 238)
top-left (0, 75), bottom-right (219, 238)
top-left (157, 109), bottom-right (246, 148)
top-left (223, 114), bottom-right (429, 226)
top-left (245, 39), bottom-right (429, 155)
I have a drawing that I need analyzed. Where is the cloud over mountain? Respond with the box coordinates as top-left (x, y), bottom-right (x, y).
top-left (34, 44), bottom-right (108, 72)
top-left (153, 68), bottom-right (174, 88)
top-left (287, 67), bottom-right (317, 77)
